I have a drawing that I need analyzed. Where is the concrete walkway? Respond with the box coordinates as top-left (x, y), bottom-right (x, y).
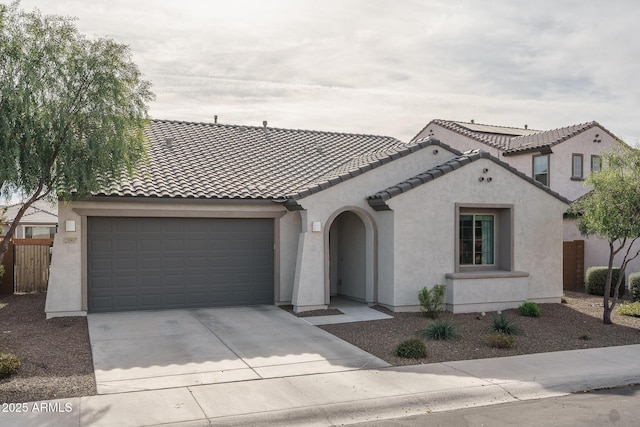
top-left (302, 297), bottom-right (393, 326)
top-left (4, 344), bottom-right (640, 426)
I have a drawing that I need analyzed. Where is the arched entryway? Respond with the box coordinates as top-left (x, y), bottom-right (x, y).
top-left (325, 208), bottom-right (376, 304)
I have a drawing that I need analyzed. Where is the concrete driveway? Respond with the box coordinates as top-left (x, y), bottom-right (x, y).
top-left (87, 305), bottom-right (389, 394)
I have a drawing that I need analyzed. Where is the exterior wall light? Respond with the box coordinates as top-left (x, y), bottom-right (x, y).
top-left (311, 221), bottom-right (322, 232)
top-left (65, 220), bottom-right (76, 232)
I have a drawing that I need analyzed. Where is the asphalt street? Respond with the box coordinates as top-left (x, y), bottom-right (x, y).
top-left (348, 384), bottom-right (640, 427)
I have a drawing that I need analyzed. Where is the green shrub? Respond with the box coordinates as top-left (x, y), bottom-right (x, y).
top-left (616, 302), bottom-right (640, 317)
top-left (395, 339), bottom-right (427, 359)
top-left (0, 353), bottom-right (21, 379)
top-left (585, 267), bottom-right (626, 297)
top-left (490, 312), bottom-right (523, 335)
top-left (519, 302), bottom-right (541, 317)
top-left (578, 334), bottom-right (591, 341)
top-left (0, 264), bottom-right (4, 280)
top-left (486, 333), bottom-right (515, 349)
top-left (629, 273), bottom-right (640, 302)
top-left (418, 284), bottom-right (446, 319)
top-left (420, 319), bottom-right (460, 340)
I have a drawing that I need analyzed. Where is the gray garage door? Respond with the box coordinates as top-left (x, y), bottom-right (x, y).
top-left (87, 217), bottom-right (274, 313)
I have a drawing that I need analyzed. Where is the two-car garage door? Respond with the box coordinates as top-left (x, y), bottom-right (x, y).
top-left (87, 217), bottom-right (274, 313)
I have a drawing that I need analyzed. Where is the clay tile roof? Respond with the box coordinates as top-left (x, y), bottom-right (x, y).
top-left (96, 120), bottom-right (405, 200)
top-left (367, 149), bottom-right (570, 210)
top-left (412, 119), bottom-right (620, 155)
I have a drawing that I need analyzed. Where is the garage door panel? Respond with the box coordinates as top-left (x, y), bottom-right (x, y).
top-left (91, 277), bottom-right (112, 289)
top-left (186, 256), bottom-right (208, 268)
top-left (116, 258), bottom-right (137, 270)
top-left (116, 295), bottom-right (138, 309)
top-left (162, 221), bottom-right (184, 233)
top-left (140, 276), bottom-right (162, 287)
top-left (90, 240), bottom-right (112, 252)
top-left (165, 293), bottom-right (185, 305)
top-left (115, 276), bottom-right (137, 288)
top-left (141, 257), bottom-right (163, 269)
top-left (140, 221), bottom-right (163, 232)
top-left (141, 239), bottom-right (162, 251)
top-left (90, 258), bottom-right (113, 271)
top-left (115, 221), bottom-right (137, 233)
top-left (88, 217), bottom-right (274, 312)
top-left (91, 296), bottom-right (114, 311)
top-left (116, 239), bottom-right (137, 251)
top-left (140, 295), bottom-right (162, 307)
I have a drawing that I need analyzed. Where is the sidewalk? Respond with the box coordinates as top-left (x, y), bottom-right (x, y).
top-left (3, 344), bottom-right (640, 426)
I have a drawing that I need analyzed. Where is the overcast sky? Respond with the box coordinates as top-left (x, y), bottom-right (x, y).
top-left (18, 0), bottom-right (640, 143)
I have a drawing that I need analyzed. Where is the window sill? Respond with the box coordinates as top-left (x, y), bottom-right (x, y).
top-left (445, 270), bottom-right (529, 280)
top-left (570, 177), bottom-right (584, 181)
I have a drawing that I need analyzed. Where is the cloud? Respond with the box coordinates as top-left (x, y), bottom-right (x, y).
top-left (16, 0), bottom-right (640, 143)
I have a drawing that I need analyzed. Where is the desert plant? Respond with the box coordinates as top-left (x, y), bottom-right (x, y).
top-left (629, 273), bottom-right (640, 302)
top-left (486, 333), bottom-right (515, 349)
top-left (519, 302), bottom-right (541, 317)
top-left (585, 266), bottom-right (626, 298)
top-left (0, 353), bottom-right (21, 379)
top-left (490, 312), bottom-right (523, 335)
top-left (395, 339), bottom-right (427, 359)
top-left (420, 319), bottom-right (460, 340)
top-left (616, 302), bottom-right (640, 317)
top-left (418, 284), bottom-right (446, 319)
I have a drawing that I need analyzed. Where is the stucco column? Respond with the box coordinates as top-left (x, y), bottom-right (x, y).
top-left (45, 207), bottom-right (85, 318)
top-left (292, 230), bottom-right (327, 312)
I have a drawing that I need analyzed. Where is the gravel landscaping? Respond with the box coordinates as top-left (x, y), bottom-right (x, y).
top-left (0, 294), bottom-right (95, 404)
top-left (1, 291), bottom-right (640, 403)
top-left (320, 291), bottom-right (640, 365)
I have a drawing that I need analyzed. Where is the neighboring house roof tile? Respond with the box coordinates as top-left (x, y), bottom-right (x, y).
top-left (367, 148), bottom-right (571, 211)
top-left (412, 119), bottom-right (620, 155)
top-left (97, 120), bottom-right (405, 200)
top-left (2, 200), bottom-right (58, 224)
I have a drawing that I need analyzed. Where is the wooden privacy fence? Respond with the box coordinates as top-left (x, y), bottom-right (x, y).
top-left (0, 239), bottom-right (15, 294)
top-left (563, 240), bottom-right (585, 291)
top-left (12, 239), bottom-right (53, 293)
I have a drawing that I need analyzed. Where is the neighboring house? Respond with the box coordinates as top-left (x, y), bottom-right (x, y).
top-left (45, 119), bottom-right (568, 318)
top-left (2, 199), bottom-right (58, 239)
top-left (412, 119), bottom-right (639, 287)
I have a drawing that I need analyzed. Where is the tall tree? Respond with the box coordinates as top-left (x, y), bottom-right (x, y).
top-left (0, 1), bottom-right (154, 264)
top-left (570, 145), bottom-right (640, 324)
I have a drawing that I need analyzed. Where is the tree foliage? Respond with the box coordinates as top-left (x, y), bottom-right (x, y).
top-left (570, 144), bottom-right (640, 324)
top-left (0, 1), bottom-right (154, 263)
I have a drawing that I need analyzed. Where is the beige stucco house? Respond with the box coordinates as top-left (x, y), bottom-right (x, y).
top-left (2, 199), bottom-right (58, 239)
top-left (412, 119), bottom-right (640, 288)
top-left (45, 119), bottom-right (569, 318)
